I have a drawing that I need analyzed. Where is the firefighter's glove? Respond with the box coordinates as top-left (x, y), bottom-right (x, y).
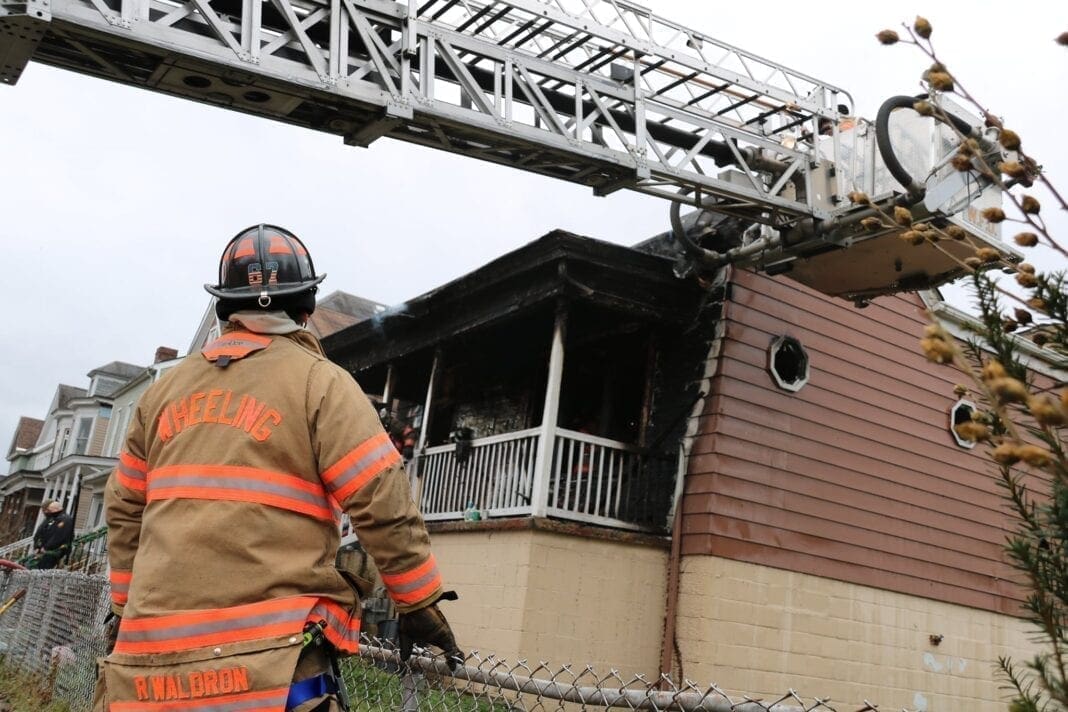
top-left (103, 612), bottom-right (121, 654)
top-left (398, 600), bottom-right (462, 671)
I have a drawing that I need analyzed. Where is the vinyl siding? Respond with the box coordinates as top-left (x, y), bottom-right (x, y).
top-left (682, 268), bottom-right (1023, 615)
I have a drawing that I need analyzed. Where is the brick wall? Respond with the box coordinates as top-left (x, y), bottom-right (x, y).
top-left (431, 527), bottom-right (668, 676)
top-left (676, 556), bottom-right (1037, 712)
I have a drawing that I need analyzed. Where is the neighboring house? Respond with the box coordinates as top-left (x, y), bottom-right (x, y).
top-left (322, 229), bottom-right (1066, 712)
top-left (1, 416), bottom-right (45, 542)
top-left (0, 350), bottom-right (178, 542)
top-left (78, 348), bottom-right (183, 532)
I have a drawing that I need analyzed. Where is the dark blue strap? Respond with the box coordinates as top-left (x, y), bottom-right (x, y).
top-left (287, 672), bottom-right (339, 710)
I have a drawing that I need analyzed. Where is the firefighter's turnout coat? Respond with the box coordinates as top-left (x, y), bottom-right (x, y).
top-left (97, 327), bottom-right (442, 711)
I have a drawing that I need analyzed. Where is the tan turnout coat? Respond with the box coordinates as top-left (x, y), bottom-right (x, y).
top-left (96, 327), bottom-right (442, 711)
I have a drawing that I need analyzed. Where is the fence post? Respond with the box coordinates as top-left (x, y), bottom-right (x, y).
top-left (530, 304), bottom-right (567, 518)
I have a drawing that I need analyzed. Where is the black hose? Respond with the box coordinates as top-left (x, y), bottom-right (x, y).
top-left (875, 94), bottom-right (977, 204)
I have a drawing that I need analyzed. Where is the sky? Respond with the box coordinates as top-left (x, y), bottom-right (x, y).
top-left (1, 1), bottom-right (1065, 451)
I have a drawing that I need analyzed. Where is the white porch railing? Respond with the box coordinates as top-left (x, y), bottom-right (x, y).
top-left (419, 428), bottom-right (540, 520)
top-left (417, 427), bottom-right (666, 531)
top-left (545, 428), bottom-right (644, 528)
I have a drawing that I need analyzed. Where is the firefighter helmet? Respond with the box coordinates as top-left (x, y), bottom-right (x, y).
top-left (205, 224), bottom-right (326, 307)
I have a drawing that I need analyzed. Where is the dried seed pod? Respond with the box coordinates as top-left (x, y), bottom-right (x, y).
top-left (920, 337), bottom-right (956, 364)
top-left (999, 129), bottom-right (1021, 151)
top-left (927, 71), bottom-right (954, 91)
top-left (964, 257), bottom-right (983, 269)
top-left (1027, 297), bottom-right (1047, 312)
top-left (893, 206), bottom-right (913, 226)
top-left (1028, 396), bottom-right (1065, 426)
top-left (1016, 272), bottom-right (1039, 288)
top-left (1018, 262), bottom-right (1036, 275)
top-left (1014, 308), bottom-right (1033, 325)
top-left (1014, 232), bottom-right (1039, 247)
top-left (945, 225), bottom-right (967, 241)
top-left (913, 100), bottom-right (934, 116)
top-left (913, 17), bottom-right (932, 39)
top-left (1016, 444), bottom-right (1052, 468)
top-left (998, 161), bottom-right (1027, 179)
top-left (924, 323), bottom-right (946, 338)
top-left (976, 247), bottom-right (1000, 263)
top-left (984, 112), bottom-right (1004, 130)
top-left (877, 30), bottom-right (900, 45)
top-left (981, 207), bottom-right (1006, 223)
top-left (955, 421), bottom-right (990, 442)
top-left (1033, 332), bottom-right (1049, 347)
top-left (1002, 318), bottom-right (1018, 333)
top-left (953, 383), bottom-right (969, 397)
top-left (847, 191), bottom-right (871, 205)
top-left (982, 361), bottom-right (1007, 381)
top-left (992, 442), bottom-right (1020, 465)
top-left (991, 377), bottom-right (1029, 404)
top-left (951, 154), bottom-right (973, 172)
top-left (861, 216), bottom-right (884, 231)
top-left (1058, 32), bottom-right (1068, 46)
top-left (1021, 195), bottom-right (1041, 214)
top-left (900, 230), bottom-right (925, 246)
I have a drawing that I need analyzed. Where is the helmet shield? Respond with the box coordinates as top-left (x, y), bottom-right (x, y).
top-left (205, 224), bottom-right (326, 304)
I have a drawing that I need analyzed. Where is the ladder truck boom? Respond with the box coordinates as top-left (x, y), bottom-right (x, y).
top-left (0, 0), bottom-right (1024, 304)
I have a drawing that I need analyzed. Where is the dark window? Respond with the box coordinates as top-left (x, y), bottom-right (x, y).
top-left (768, 336), bottom-right (809, 392)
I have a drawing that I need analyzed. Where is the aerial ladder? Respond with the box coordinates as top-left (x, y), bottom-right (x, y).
top-left (0, 0), bottom-right (1025, 304)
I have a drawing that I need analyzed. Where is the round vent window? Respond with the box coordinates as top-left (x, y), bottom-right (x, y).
top-left (950, 399), bottom-right (977, 449)
top-left (768, 336), bottom-right (809, 392)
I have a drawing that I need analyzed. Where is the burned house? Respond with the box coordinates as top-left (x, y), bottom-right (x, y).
top-left (324, 229), bottom-right (1057, 712)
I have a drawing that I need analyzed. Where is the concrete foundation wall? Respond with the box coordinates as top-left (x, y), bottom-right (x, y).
top-left (431, 526), bottom-right (669, 676)
top-left (676, 556), bottom-right (1038, 712)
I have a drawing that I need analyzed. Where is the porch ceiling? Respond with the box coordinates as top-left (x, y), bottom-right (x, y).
top-left (324, 230), bottom-right (703, 368)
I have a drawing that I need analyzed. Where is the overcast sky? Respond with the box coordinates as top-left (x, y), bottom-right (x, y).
top-left (2, 1), bottom-right (1065, 450)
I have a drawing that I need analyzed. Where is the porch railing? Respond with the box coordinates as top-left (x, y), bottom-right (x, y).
top-left (416, 428), bottom-right (672, 531)
top-left (419, 428), bottom-right (540, 520)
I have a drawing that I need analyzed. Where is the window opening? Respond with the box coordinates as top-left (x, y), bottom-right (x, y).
top-left (768, 336), bottom-right (810, 392)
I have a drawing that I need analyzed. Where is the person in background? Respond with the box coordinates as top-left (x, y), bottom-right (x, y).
top-left (31, 500), bottom-right (75, 570)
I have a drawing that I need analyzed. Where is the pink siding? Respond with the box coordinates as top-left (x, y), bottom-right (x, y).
top-left (683, 268), bottom-right (1024, 615)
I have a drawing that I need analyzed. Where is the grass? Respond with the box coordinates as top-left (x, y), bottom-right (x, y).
top-left (0, 660), bottom-right (73, 712)
top-left (341, 657), bottom-right (519, 712)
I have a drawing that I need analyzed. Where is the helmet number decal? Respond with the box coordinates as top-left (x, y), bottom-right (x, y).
top-left (266, 261), bottom-right (279, 285)
top-left (247, 263), bottom-right (263, 287)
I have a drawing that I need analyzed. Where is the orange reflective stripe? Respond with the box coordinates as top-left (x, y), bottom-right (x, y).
top-left (115, 597), bottom-right (316, 655)
top-left (381, 555), bottom-right (442, 606)
top-left (116, 451), bottom-right (148, 492)
top-left (232, 238), bottom-right (256, 258)
top-left (311, 599), bottom-right (361, 654)
top-left (320, 433), bottom-right (400, 503)
top-left (267, 236), bottom-right (290, 254)
top-left (110, 569), bottom-right (133, 604)
top-left (148, 465), bottom-right (335, 521)
top-left (109, 685), bottom-right (288, 711)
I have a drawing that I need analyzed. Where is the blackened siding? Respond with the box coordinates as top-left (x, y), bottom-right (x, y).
top-left (683, 269), bottom-right (1022, 615)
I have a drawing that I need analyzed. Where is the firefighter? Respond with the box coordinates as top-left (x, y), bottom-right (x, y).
top-left (96, 224), bottom-right (461, 712)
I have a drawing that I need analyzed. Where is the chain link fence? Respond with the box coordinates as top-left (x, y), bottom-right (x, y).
top-left (0, 569), bottom-right (879, 712)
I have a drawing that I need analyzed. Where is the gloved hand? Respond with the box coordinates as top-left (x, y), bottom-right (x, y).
top-left (104, 612), bottom-right (121, 654)
top-left (398, 597), bottom-right (463, 670)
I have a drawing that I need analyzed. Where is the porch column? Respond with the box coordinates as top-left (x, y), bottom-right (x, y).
top-left (411, 348), bottom-right (442, 500)
top-left (60, 472), bottom-right (72, 509)
top-left (382, 364), bottom-right (396, 408)
top-left (530, 305), bottom-right (567, 518)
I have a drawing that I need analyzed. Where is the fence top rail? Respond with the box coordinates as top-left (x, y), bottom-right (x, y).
top-left (356, 641), bottom-right (883, 712)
